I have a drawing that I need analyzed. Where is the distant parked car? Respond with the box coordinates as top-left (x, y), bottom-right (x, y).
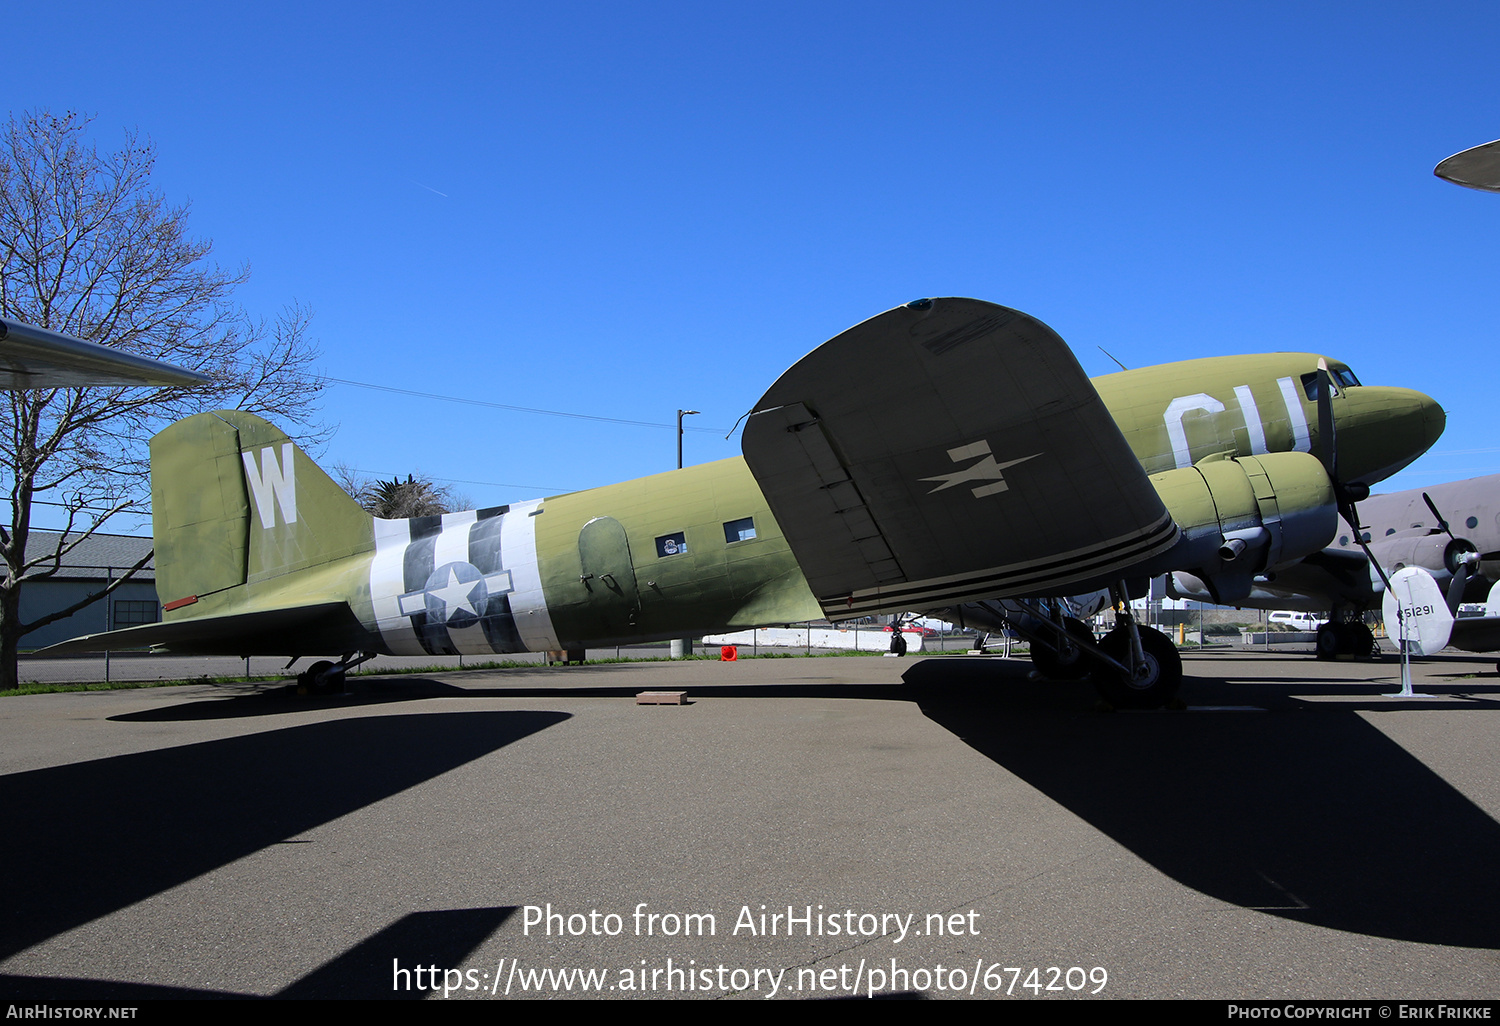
top-left (1268, 610), bottom-right (1327, 630)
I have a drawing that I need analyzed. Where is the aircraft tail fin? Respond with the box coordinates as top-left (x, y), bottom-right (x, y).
top-left (151, 410), bottom-right (373, 616)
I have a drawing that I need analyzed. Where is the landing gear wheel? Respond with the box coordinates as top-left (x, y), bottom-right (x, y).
top-left (298, 659), bottom-right (345, 695)
top-left (1030, 617), bottom-right (1096, 680)
top-left (1316, 624), bottom-right (1340, 660)
top-left (1348, 622), bottom-right (1377, 660)
top-left (1092, 625), bottom-right (1182, 709)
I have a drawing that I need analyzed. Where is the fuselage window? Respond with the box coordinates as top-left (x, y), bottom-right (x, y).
top-left (655, 532), bottom-right (688, 557)
top-left (723, 517), bottom-right (757, 543)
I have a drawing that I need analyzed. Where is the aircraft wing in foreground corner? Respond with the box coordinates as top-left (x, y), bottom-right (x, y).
top-left (0, 317), bottom-right (209, 389)
top-left (47, 298), bottom-right (1443, 707)
top-left (1435, 139), bottom-right (1500, 193)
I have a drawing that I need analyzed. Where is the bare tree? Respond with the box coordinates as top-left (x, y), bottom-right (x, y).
top-left (0, 110), bottom-right (327, 689)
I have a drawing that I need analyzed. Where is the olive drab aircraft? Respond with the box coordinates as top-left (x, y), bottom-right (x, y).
top-left (1275, 140), bottom-right (1500, 663)
top-left (1171, 472), bottom-right (1500, 665)
top-left (45, 298), bottom-right (1445, 707)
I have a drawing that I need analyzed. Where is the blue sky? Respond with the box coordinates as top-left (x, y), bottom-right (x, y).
top-left (9, 2), bottom-right (1499, 531)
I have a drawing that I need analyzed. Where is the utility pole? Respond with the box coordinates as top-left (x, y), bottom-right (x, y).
top-left (672, 409), bottom-right (701, 659)
top-left (677, 409), bottom-right (700, 469)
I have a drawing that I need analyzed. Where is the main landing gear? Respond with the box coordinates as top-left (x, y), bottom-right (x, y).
top-left (1090, 622), bottom-right (1182, 709)
top-left (1315, 621), bottom-right (1378, 660)
top-left (1012, 588), bottom-right (1184, 708)
top-left (1029, 616), bottom-right (1096, 680)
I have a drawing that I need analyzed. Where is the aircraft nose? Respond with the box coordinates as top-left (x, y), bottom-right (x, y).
top-left (1418, 390), bottom-right (1446, 450)
top-left (1337, 386), bottom-right (1445, 485)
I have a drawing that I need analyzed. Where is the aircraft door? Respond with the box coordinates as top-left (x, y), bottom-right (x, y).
top-left (578, 516), bottom-right (642, 637)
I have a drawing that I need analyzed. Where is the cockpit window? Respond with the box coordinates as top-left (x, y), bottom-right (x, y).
top-left (1300, 366), bottom-right (1362, 400)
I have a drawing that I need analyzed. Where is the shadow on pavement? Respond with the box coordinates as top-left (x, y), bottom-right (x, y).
top-left (901, 657), bottom-right (1500, 948)
top-left (0, 712), bottom-right (564, 963)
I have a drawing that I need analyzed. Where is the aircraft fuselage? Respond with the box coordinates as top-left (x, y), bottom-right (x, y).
top-left (342, 352), bottom-right (1442, 656)
top-left (52, 332), bottom-right (1443, 664)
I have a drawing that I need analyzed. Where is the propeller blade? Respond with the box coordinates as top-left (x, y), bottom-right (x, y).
top-left (1422, 492), bottom-right (1453, 538)
top-left (1342, 501), bottom-right (1395, 594)
top-left (1444, 558), bottom-right (1472, 615)
top-left (1316, 358), bottom-right (1337, 485)
top-left (1420, 492), bottom-right (1479, 613)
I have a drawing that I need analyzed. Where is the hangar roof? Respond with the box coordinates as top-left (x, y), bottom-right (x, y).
top-left (20, 532), bottom-right (155, 580)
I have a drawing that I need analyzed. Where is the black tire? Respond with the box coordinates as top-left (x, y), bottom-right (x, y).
top-left (1030, 617), bottom-right (1096, 680)
top-left (304, 659), bottom-right (342, 695)
top-left (1348, 622), bottom-right (1377, 660)
top-left (1091, 625), bottom-right (1182, 709)
top-left (1315, 624), bottom-right (1340, 660)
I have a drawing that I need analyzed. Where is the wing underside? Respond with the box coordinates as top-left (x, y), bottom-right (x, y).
top-left (0, 318), bottom-right (209, 389)
top-left (1449, 617), bottom-right (1500, 653)
top-left (742, 298), bottom-right (1179, 618)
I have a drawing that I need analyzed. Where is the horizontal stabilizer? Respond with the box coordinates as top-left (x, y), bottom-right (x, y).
top-left (39, 602), bottom-right (364, 657)
top-left (1447, 579), bottom-right (1500, 653)
top-left (742, 298), bottom-right (1178, 617)
top-left (1381, 566), bottom-right (1454, 656)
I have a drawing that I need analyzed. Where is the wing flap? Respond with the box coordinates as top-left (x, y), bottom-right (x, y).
top-left (743, 298), bottom-right (1179, 617)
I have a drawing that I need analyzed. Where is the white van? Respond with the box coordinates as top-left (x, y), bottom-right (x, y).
top-left (1268, 610), bottom-right (1328, 630)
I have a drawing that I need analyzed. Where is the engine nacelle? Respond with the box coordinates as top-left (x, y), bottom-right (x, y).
top-left (1366, 532), bottom-right (1478, 582)
top-left (1145, 451), bottom-right (1337, 604)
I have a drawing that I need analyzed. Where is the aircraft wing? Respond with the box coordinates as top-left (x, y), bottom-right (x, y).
top-left (1449, 616), bottom-right (1500, 653)
top-left (1435, 139), bottom-right (1500, 193)
top-left (36, 602), bottom-right (366, 657)
top-left (1268, 545), bottom-right (1379, 606)
top-left (742, 298), bottom-right (1179, 618)
top-left (0, 317), bottom-right (209, 389)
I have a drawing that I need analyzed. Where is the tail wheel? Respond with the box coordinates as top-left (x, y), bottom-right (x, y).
top-left (1091, 625), bottom-right (1182, 709)
top-left (1030, 617), bottom-right (1096, 680)
top-left (298, 659), bottom-right (345, 695)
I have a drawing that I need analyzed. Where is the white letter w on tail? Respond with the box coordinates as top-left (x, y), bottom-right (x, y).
top-left (242, 443), bottom-right (298, 528)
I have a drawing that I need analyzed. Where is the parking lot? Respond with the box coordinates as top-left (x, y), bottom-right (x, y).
top-left (3, 647), bottom-right (1498, 1000)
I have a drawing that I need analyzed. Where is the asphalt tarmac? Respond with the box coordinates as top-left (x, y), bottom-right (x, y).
top-left (2, 648), bottom-right (1498, 1001)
